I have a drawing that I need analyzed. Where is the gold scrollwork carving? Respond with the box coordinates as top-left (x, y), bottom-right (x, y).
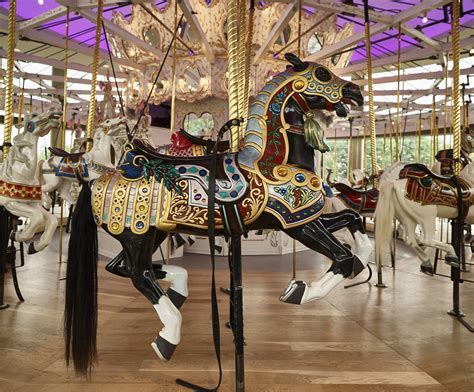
top-left (108, 176), bottom-right (133, 235)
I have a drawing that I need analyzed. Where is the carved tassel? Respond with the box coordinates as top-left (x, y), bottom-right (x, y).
top-left (304, 112), bottom-right (329, 153)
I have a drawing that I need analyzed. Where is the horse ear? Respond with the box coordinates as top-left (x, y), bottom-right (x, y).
top-left (285, 53), bottom-right (307, 71)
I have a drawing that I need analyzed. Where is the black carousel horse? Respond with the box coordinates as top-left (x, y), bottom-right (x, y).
top-left (64, 54), bottom-right (372, 378)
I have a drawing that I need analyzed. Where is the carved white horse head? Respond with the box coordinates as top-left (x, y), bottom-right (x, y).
top-left (23, 110), bottom-right (62, 137)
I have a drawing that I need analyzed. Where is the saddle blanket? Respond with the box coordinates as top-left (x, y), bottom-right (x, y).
top-left (0, 180), bottom-right (42, 200)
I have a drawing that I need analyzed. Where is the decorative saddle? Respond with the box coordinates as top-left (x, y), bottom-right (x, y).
top-left (333, 182), bottom-right (378, 214)
top-left (49, 147), bottom-right (85, 162)
top-left (400, 163), bottom-right (474, 209)
top-left (48, 147), bottom-right (88, 180)
top-left (119, 139), bottom-right (248, 205)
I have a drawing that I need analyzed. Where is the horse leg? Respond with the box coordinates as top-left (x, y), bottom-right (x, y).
top-left (105, 250), bottom-right (189, 309)
top-left (28, 205), bottom-right (58, 254)
top-left (317, 210), bottom-right (373, 266)
top-left (282, 220), bottom-right (366, 304)
top-left (4, 201), bottom-right (43, 244)
top-left (118, 229), bottom-right (182, 361)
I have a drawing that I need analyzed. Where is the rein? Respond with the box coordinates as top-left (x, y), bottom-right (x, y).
top-left (176, 118), bottom-right (242, 391)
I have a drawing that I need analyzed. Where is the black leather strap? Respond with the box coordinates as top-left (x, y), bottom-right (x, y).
top-left (176, 119), bottom-right (241, 391)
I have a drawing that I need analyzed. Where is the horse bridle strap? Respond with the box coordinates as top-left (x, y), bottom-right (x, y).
top-left (177, 119), bottom-right (242, 391)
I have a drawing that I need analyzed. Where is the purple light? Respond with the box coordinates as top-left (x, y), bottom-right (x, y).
top-left (188, 49), bottom-right (194, 56)
top-left (273, 53), bottom-right (279, 59)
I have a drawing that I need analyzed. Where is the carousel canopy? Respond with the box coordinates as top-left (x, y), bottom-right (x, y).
top-left (0, 0), bottom-right (473, 135)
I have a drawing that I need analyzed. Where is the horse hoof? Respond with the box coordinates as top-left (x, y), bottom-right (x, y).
top-left (349, 257), bottom-right (365, 279)
top-left (420, 264), bottom-right (434, 276)
top-left (151, 336), bottom-right (177, 361)
top-left (445, 256), bottom-right (460, 268)
top-left (166, 288), bottom-right (187, 310)
top-left (279, 280), bottom-right (306, 304)
top-left (28, 243), bottom-right (38, 255)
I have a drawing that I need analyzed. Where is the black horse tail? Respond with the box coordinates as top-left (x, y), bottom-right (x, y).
top-left (64, 182), bottom-right (98, 376)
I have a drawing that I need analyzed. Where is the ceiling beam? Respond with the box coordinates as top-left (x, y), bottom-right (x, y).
top-left (363, 87), bottom-right (474, 97)
top-left (0, 20), bottom-right (145, 72)
top-left (3, 70), bottom-right (126, 86)
top-left (63, 0), bottom-right (155, 8)
top-left (302, 0), bottom-right (392, 24)
top-left (399, 24), bottom-right (441, 51)
top-left (338, 36), bottom-right (474, 75)
top-left (304, 0), bottom-right (452, 62)
top-left (178, 0), bottom-right (215, 63)
top-left (78, 8), bottom-right (163, 61)
top-left (0, 48), bottom-right (129, 78)
top-left (17, 6), bottom-right (68, 33)
top-left (353, 66), bottom-right (473, 86)
top-left (253, 4), bottom-right (297, 65)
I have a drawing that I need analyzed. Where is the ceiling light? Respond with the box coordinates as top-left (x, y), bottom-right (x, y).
top-left (422, 12), bottom-right (428, 23)
top-left (38, 0), bottom-right (44, 5)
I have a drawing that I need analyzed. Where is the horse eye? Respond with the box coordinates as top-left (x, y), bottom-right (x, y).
top-left (315, 68), bottom-right (331, 82)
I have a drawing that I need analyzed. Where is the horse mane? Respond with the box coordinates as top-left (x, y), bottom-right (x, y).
top-left (379, 161), bottom-right (411, 184)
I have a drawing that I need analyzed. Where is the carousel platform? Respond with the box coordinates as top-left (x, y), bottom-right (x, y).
top-left (0, 232), bottom-right (472, 391)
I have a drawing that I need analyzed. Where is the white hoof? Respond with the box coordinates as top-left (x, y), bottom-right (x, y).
top-left (354, 232), bottom-right (373, 267)
top-left (301, 272), bottom-right (345, 303)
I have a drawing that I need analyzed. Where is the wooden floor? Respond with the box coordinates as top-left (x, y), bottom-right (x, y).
top-left (1, 233), bottom-right (473, 391)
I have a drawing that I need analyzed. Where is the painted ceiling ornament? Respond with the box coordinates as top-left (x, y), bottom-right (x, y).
top-left (109, 2), bottom-right (354, 105)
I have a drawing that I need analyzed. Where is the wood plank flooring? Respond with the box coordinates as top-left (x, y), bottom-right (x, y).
top-left (0, 233), bottom-right (473, 391)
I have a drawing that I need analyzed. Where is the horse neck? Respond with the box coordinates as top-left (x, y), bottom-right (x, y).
top-left (239, 70), bottom-right (298, 172)
top-left (90, 132), bottom-right (112, 165)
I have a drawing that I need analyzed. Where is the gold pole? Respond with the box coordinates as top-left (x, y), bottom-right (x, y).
top-left (85, 0), bottom-right (103, 152)
top-left (444, 53), bottom-right (449, 149)
top-left (59, 8), bottom-right (70, 264)
top-left (333, 127), bottom-right (337, 176)
top-left (3, 0), bottom-right (17, 159)
top-left (16, 80), bottom-right (24, 126)
top-left (431, 95), bottom-right (436, 163)
top-left (228, 0), bottom-right (241, 151)
top-left (237, 0), bottom-right (248, 140)
top-left (382, 122), bottom-right (387, 168)
top-left (242, 0), bottom-right (255, 131)
top-left (169, 0), bottom-right (178, 133)
top-left (395, 22), bottom-right (402, 161)
top-left (418, 111), bottom-right (422, 161)
top-left (297, 0), bottom-right (302, 58)
top-left (451, 0), bottom-right (461, 176)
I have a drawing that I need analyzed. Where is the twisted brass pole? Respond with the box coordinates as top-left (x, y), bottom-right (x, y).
top-left (237, 0), bottom-right (248, 141)
top-left (3, 0), bottom-right (17, 159)
top-left (242, 0), bottom-right (255, 131)
top-left (363, 0), bottom-right (377, 186)
top-left (395, 22), bottom-right (401, 161)
top-left (85, 0), bottom-right (103, 152)
top-left (169, 0), bottom-right (178, 133)
top-left (227, 0), bottom-right (241, 152)
top-left (444, 52), bottom-right (449, 149)
top-left (451, 0), bottom-right (461, 175)
top-left (59, 7), bottom-right (70, 265)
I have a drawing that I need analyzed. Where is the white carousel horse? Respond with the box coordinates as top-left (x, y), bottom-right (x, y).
top-left (0, 110), bottom-right (62, 254)
top-left (374, 160), bottom-right (474, 274)
top-left (40, 116), bottom-right (129, 207)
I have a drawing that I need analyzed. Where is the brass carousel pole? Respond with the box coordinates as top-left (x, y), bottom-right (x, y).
top-left (448, 0), bottom-right (471, 331)
top-left (228, 0), bottom-right (241, 151)
top-left (169, 0), bottom-right (178, 134)
top-left (59, 7), bottom-right (70, 264)
top-left (166, 0), bottom-right (179, 264)
top-left (3, 0), bottom-right (17, 159)
top-left (395, 22), bottom-right (402, 161)
top-left (292, 0), bottom-right (303, 281)
top-left (237, 0), bottom-right (248, 137)
top-left (417, 111), bottom-right (422, 161)
top-left (16, 79), bottom-right (25, 126)
top-left (241, 0), bottom-right (255, 131)
top-left (444, 53), bottom-right (449, 149)
top-left (452, 0), bottom-right (461, 176)
top-left (85, 0), bottom-right (103, 152)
